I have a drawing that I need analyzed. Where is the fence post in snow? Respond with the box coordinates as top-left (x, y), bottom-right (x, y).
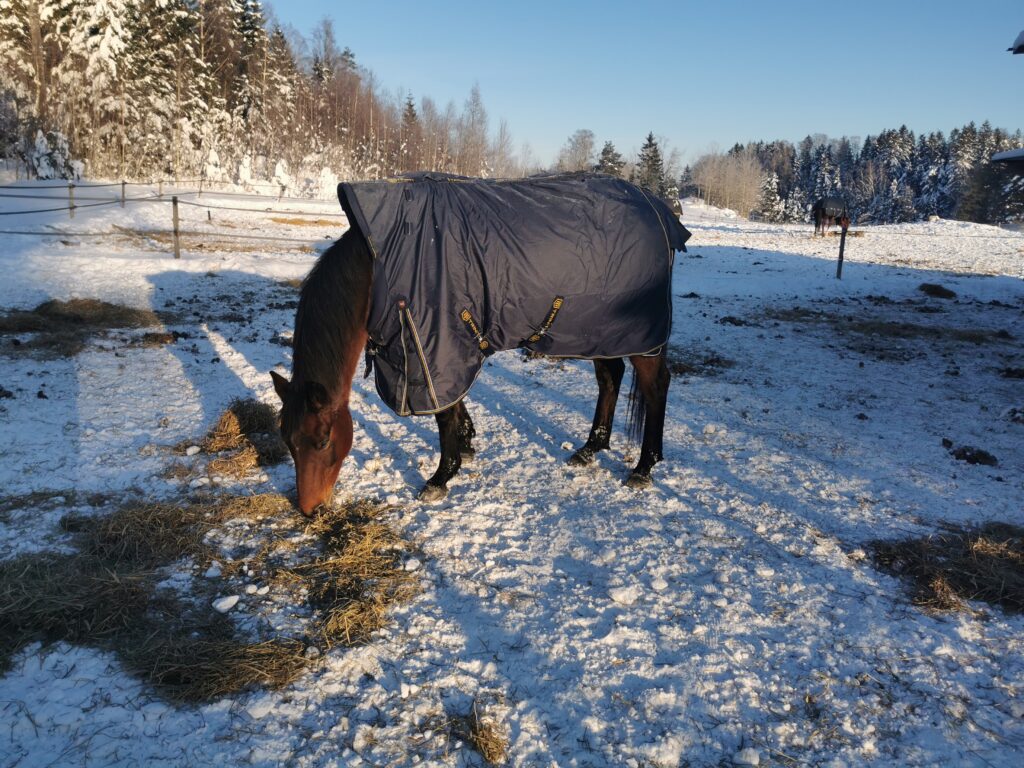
top-left (121, 181), bottom-right (126, 208)
top-left (278, 184), bottom-right (286, 202)
top-left (158, 179), bottom-right (163, 198)
top-left (68, 183), bottom-right (75, 219)
top-left (836, 216), bottom-right (850, 279)
top-left (172, 195), bottom-right (181, 259)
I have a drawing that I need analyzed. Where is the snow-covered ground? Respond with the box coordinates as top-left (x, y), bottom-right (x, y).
top-left (1, 183), bottom-right (1023, 767)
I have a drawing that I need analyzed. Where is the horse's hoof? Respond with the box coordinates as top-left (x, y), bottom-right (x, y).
top-left (418, 484), bottom-right (448, 502)
top-left (567, 447), bottom-right (595, 466)
top-left (460, 447), bottom-right (476, 462)
top-left (625, 473), bottom-right (652, 489)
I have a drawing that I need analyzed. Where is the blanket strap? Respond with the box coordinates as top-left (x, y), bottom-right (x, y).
top-left (363, 341), bottom-right (378, 378)
top-left (525, 296), bottom-right (565, 345)
top-left (459, 308), bottom-right (493, 355)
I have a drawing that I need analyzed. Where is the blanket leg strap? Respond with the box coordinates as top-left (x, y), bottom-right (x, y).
top-left (460, 308), bottom-right (494, 355)
top-left (524, 296), bottom-right (565, 345)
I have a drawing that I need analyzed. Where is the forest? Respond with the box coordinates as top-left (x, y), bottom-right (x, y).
top-left (1, 0), bottom-right (1021, 224)
top-left (686, 126), bottom-right (1024, 225)
top-left (0, 0), bottom-right (528, 191)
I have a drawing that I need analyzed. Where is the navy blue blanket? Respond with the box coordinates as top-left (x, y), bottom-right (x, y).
top-left (338, 173), bottom-right (691, 416)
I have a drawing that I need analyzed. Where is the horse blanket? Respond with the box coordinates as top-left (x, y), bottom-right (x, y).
top-left (813, 196), bottom-right (847, 218)
top-left (337, 173), bottom-right (691, 416)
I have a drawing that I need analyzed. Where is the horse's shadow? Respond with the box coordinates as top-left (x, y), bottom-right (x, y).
top-left (147, 269), bottom-right (300, 494)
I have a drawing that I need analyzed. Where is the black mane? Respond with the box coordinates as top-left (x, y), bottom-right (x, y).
top-left (291, 229), bottom-right (373, 397)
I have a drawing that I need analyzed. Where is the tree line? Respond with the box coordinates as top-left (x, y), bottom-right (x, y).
top-left (0, 0), bottom-right (534, 189)
top-left (553, 128), bottom-right (682, 200)
top-left (687, 125), bottom-right (1024, 225)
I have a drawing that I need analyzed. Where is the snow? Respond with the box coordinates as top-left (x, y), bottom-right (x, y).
top-left (1, 184), bottom-right (1023, 766)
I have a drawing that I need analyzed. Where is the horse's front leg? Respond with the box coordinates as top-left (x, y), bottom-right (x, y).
top-left (419, 406), bottom-right (462, 502)
top-left (569, 357), bottom-right (626, 465)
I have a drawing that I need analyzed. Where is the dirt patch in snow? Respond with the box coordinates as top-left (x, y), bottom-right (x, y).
top-left (870, 522), bottom-right (1024, 615)
top-left (767, 306), bottom-right (1011, 344)
top-left (666, 345), bottom-right (734, 377)
top-left (269, 217), bottom-right (339, 228)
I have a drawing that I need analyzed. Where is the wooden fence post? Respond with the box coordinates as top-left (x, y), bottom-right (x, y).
top-left (121, 180), bottom-right (126, 208)
top-left (172, 195), bottom-right (181, 259)
top-left (198, 176), bottom-right (203, 198)
top-left (836, 216), bottom-right (850, 279)
top-left (158, 179), bottom-right (163, 198)
top-left (68, 183), bottom-right (75, 219)
top-left (278, 184), bottom-right (285, 202)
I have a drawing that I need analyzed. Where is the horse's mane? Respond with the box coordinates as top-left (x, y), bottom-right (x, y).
top-left (291, 229), bottom-right (373, 398)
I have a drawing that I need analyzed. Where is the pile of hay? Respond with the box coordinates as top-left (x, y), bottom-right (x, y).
top-left (0, 493), bottom-right (416, 702)
top-left (449, 701), bottom-right (509, 765)
top-left (870, 522), bottom-right (1024, 614)
top-left (273, 501), bottom-right (419, 647)
top-left (0, 298), bottom-right (160, 357)
top-left (182, 398), bottom-right (289, 479)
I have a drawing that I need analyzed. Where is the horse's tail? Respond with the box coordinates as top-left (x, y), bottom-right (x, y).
top-left (626, 366), bottom-right (646, 446)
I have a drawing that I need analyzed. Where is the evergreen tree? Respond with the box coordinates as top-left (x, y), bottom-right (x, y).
top-left (784, 185), bottom-right (808, 223)
top-left (595, 140), bottom-right (625, 177)
top-left (635, 132), bottom-right (666, 196)
top-left (399, 93), bottom-right (421, 171)
top-left (810, 144), bottom-right (840, 200)
top-left (757, 172), bottom-right (785, 223)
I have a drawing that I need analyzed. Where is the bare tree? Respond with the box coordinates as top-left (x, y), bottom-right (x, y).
top-left (556, 128), bottom-right (596, 171)
top-left (690, 148), bottom-right (763, 216)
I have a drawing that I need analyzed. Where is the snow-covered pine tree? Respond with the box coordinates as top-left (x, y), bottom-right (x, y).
top-left (810, 144), bottom-right (840, 201)
top-left (757, 172), bottom-right (785, 222)
top-left (783, 185), bottom-right (808, 223)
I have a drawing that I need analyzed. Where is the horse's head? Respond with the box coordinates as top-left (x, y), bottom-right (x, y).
top-left (271, 370), bottom-right (354, 516)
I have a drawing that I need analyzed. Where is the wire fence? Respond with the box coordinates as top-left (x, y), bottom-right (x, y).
top-left (0, 226), bottom-right (331, 247)
top-left (0, 180), bottom-right (348, 253)
top-left (0, 180), bottom-right (1020, 264)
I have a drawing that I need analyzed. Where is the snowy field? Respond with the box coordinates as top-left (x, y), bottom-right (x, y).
top-left (1, 184), bottom-right (1023, 767)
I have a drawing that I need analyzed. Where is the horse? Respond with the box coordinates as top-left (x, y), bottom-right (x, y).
top-left (812, 197), bottom-right (847, 236)
top-left (270, 173), bottom-right (690, 516)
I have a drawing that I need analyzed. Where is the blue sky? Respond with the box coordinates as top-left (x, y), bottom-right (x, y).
top-left (272, 0), bottom-right (1023, 165)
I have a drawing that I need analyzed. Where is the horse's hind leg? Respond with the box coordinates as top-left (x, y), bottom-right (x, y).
top-left (456, 400), bottom-right (476, 460)
top-left (419, 406), bottom-right (462, 502)
top-left (626, 353), bottom-right (670, 488)
top-left (569, 357), bottom-right (626, 466)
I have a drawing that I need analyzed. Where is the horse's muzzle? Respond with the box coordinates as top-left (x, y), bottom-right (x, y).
top-left (306, 502), bottom-right (330, 518)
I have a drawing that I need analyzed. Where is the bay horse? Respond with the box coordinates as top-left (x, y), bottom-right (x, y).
top-left (812, 196), bottom-right (847, 236)
top-left (270, 174), bottom-right (689, 515)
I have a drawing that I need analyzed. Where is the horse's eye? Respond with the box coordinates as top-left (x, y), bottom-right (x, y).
top-left (316, 437), bottom-right (331, 452)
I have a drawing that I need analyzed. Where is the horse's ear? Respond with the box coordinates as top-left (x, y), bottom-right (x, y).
top-left (270, 370), bottom-right (290, 403)
top-left (304, 381), bottom-right (330, 413)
